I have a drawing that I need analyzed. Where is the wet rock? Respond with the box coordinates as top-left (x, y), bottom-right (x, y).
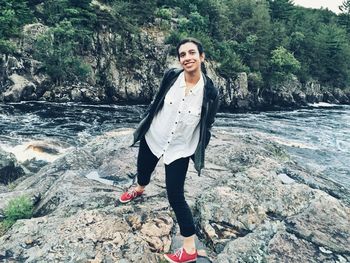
top-left (0, 148), bottom-right (25, 185)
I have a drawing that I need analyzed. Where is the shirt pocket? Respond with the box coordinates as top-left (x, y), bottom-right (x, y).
top-left (164, 93), bottom-right (176, 107)
top-left (183, 106), bottom-right (201, 126)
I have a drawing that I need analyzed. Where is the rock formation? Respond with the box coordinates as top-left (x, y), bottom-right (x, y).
top-left (1, 23), bottom-right (350, 111)
top-left (0, 128), bottom-right (349, 262)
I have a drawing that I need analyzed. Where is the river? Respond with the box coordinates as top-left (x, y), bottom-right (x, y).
top-left (1, 101), bottom-right (349, 190)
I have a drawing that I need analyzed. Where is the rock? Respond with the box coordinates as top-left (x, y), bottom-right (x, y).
top-left (70, 88), bottom-right (83, 102)
top-left (292, 90), bottom-right (307, 105)
top-left (3, 74), bottom-right (37, 102)
top-left (0, 129), bottom-right (349, 262)
top-left (220, 72), bottom-right (252, 110)
top-left (22, 23), bottom-right (49, 55)
top-left (304, 81), bottom-right (323, 103)
top-left (0, 148), bottom-right (25, 185)
top-left (333, 88), bottom-right (349, 104)
top-left (323, 91), bottom-right (339, 104)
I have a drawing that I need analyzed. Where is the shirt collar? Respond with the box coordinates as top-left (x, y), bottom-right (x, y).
top-left (179, 72), bottom-right (204, 95)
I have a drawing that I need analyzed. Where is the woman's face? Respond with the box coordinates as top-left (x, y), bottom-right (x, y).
top-left (178, 42), bottom-right (205, 74)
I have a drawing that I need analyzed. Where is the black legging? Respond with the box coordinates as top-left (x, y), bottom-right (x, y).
top-left (137, 138), bottom-right (195, 237)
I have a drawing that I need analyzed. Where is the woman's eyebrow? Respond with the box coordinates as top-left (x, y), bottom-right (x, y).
top-left (180, 49), bottom-right (197, 55)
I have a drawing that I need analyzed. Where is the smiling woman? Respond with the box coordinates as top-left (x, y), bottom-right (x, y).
top-left (117, 37), bottom-right (220, 263)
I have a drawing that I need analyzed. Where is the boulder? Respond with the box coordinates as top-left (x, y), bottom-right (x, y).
top-left (0, 148), bottom-right (25, 185)
top-left (323, 91), bottom-right (339, 104)
top-left (3, 74), bottom-right (37, 102)
top-left (333, 88), bottom-right (350, 104)
top-left (292, 90), bottom-right (307, 105)
top-left (304, 81), bottom-right (323, 103)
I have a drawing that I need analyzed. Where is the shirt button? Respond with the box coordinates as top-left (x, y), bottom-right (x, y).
top-left (182, 99), bottom-right (185, 101)
top-left (167, 141), bottom-right (170, 144)
top-left (170, 102), bottom-right (172, 104)
top-left (188, 110), bottom-right (191, 113)
top-left (178, 111), bottom-right (181, 113)
top-left (175, 122), bottom-right (178, 124)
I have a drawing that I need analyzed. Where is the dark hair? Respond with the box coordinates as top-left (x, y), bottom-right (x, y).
top-left (176, 37), bottom-right (204, 60)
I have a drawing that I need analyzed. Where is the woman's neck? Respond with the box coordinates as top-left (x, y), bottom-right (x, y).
top-left (184, 70), bottom-right (201, 86)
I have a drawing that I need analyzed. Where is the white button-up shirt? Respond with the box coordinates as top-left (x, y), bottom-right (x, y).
top-left (145, 72), bottom-right (204, 164)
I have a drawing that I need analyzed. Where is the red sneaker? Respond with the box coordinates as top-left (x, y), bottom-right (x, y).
top-left (164, 248), bottom-right (197, 263)
top-left (119, 187), bottom-right (144, 203)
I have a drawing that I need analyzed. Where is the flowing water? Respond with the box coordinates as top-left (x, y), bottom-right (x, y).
top-left (1, 101), bottom-right (349, 190)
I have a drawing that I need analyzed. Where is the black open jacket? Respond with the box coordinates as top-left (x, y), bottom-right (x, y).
top-left (132, 68), bottom-right (220, 176)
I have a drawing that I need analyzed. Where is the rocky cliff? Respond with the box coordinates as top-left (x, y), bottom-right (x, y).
top-left (1, 23), bottom-right (350, 111)
top-left (0, 128), bottom-right (349, 262)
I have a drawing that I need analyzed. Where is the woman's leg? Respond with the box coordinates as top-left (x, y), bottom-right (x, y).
top-left (165, 157), bottom-right (196, 253)
top-left (119, 138), bottom-right (158, 203)
top-left (136, 137), bottom-right (159, 190)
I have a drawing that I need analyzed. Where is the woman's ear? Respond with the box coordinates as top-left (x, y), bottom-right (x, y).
top-left (200, 52), bottom-right (205, 62)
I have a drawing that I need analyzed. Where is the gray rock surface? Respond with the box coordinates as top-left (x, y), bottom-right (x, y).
top-left (0, 128), bottom-right (349, 262)
top-left (3, 74), bottom-right (37, 102)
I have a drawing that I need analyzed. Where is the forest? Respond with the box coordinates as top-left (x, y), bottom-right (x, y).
top-left (1, 0), bottom-right (350, 91)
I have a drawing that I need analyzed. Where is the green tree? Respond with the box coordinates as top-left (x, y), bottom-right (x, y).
top-left (269, 46), bottom-right (301, 83)
top-left (217, 40), bottom-right (249, 78)
top-left (311, 24), bottom-right (350, 87)
top-left (0, 0), bottom-right (33, 54)
top-left (34, 20), bottom-right (91, 84)
top-left (339, 0), bottom-right (350, 32)
top-left (267, 0), bottom-right (294, 21)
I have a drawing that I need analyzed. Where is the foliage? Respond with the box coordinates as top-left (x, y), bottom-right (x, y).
top-left (34, 20), bottom-right (91, 84)
top-left (267, 0), bottom-right (294, 21)
top-left (269, 46), bottom-right (301, 84)
top-left (0, 0), bottom-right (33, 55)
top-left (0, 195), bottom-right (33, 233)
top-left (310, 24), bottom-right (350, 87)
top-left (1, 0), bottom-right (350, 89)
top-left (339, 0), bottom-right (350, 32)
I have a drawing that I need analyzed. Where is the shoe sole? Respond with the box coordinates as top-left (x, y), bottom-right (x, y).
top-left (164, 255), bottom-right (197, 263)
top-left (119, 198), bottom-right (131, 203)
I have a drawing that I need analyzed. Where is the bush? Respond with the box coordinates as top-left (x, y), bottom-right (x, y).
top-left (1, 195), bottom-right (33, 232)
top-left (34, 20), bottom-right (92, 84)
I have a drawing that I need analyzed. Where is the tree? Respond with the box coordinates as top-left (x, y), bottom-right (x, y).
top-left (311, 24), bottom-right (350, 87)
top-left (267, 0), bottom-right (294, 21)
top-left (34, 20), bottom-right (91, 84)
top-left (339, 0), bottom-right (350, 32)
top-left (269, 46), bottom-right (301, 84)
top-left (0, 0), bottom-right (33, 55)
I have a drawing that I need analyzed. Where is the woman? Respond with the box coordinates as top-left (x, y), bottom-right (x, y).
top-left (119, 37), bottom-right (219, 263)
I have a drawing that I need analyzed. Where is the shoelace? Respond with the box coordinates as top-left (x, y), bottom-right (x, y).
top-left (126, 188), bottom-right (138, 198)
top-left (174, 248), bottom-right (184, 259)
